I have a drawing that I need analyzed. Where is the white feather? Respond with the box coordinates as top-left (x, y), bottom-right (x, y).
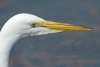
top-left (0, 13), bottom-right (61, 67)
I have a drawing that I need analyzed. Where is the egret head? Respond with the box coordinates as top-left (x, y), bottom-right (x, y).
top-left (1, 13), bottom-right (93, 38)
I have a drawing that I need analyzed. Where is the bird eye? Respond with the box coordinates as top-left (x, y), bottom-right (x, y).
top-left (31, 22), bottom-right (40, 28)
top-left (31, 23), bottom-right (37, 28)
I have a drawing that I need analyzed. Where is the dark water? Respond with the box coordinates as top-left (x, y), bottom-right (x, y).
top-left (0, 0), bottom-right (100, 67)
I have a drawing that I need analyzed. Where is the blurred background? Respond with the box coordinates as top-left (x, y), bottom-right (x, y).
top-left (0, 0), bottom-right (100, 67)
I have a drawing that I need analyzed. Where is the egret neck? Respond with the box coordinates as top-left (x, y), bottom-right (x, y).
top-left (0, 30), bottom-right (20, 67)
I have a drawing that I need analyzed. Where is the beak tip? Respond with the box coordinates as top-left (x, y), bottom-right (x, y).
top-left (80, 26), bottom-right (94, 31)
top-left (88, 27), bottom-right (94, 30)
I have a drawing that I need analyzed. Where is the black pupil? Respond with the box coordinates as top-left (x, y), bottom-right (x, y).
top-left (32, 23), bottom-right (36, 27)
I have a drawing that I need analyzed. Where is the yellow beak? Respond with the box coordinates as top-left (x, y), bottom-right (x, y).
top-left (41, 21), bottom-right (93, 31)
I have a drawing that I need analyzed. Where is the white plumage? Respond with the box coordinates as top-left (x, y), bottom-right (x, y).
top-left (0, 13), bottom-right (92, 67)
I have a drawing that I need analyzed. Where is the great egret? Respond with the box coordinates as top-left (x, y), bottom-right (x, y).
top-left (0, 13), bottom-right (93, 67)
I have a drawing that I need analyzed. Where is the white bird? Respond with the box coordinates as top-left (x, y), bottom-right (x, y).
top-left (0, 13), bottom-right (93, 67)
